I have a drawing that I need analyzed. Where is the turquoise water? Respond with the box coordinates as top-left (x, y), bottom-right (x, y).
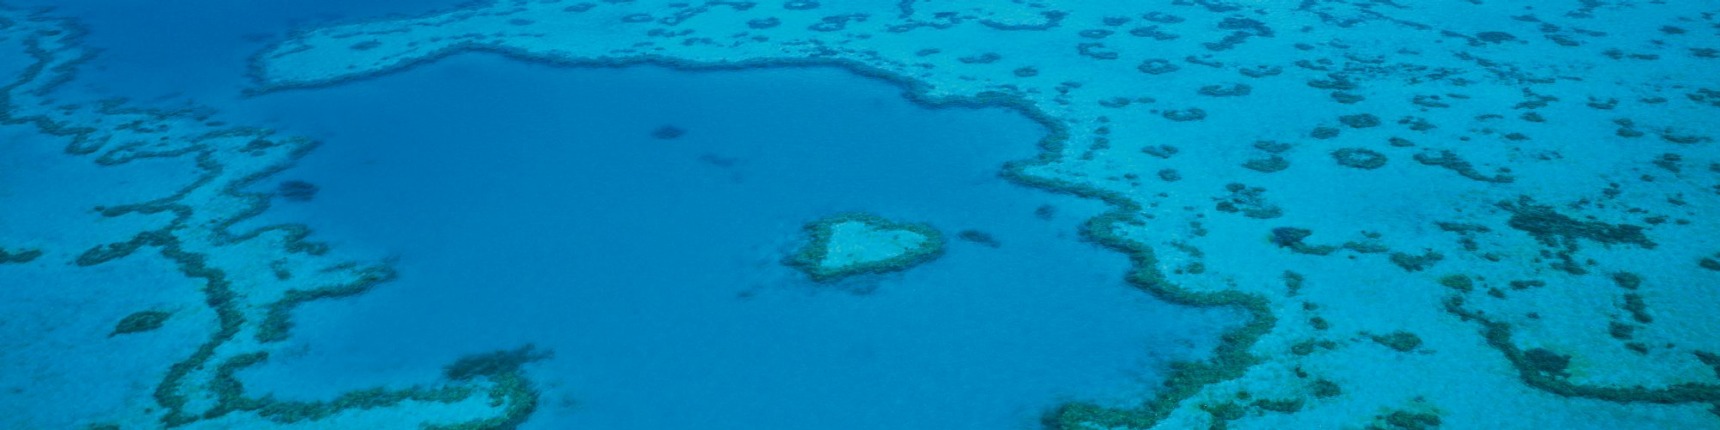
top-left (3, 1), bottom-right (1718, 429)
top-left (235, 55), bottom-right (1235, 429)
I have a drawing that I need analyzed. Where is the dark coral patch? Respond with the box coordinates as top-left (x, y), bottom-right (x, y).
top-left (277, 180), bottom-right (319, 202)
top-left (111, 310), bottom-right (172, 337)
top-left (652, 125), bottom-right (687, 139)
top-left (1332, 148), bottom-right (1388, 169)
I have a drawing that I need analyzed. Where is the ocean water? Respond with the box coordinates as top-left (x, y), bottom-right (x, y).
top-left (2, 1), bottom-right (1718, 429)
top-left (233, 56), bottom-right (1236, 429)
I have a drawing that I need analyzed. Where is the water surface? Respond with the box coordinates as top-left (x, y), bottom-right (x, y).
top-left (230, 53), bottom-right (1238, 429)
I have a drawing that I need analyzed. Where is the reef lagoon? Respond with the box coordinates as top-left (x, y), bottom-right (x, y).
top-left (1, 1), bottom-right (1718, 429)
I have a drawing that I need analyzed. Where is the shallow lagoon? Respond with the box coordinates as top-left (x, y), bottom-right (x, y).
top-left (231, 54), bottom-right (1237, 429)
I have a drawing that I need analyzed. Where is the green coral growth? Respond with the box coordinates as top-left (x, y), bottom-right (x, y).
top-left (196, 345), bottom-right (551, 428)
top-left (1269, 227), bottom-right (1336, 255)
top-left (205, 352), bottom-right (271, 418)
top-left (1290, 339), bottom-right (1336, 356)
top-left (1445, 296), bottom-right (1720, 404)
top-left (1508, 279), bottom-right (1545, 290)
top-left (1413, 150), bottom-right (1514, 183)
top-left (956, 229), bottom-right (1002, 248)
top-left (1243, 155), bottom-right (1290, 173)
top-left (1283, 271), bottom-right (1305, 296)
top-left (786, 212), bottom-right (946, 282)
top-left (0, 16), bottom-right (558, 430)
top-left (1045, 245), bottom-right (1277, 426)
top-left (1695, 352), bottom-right (1720, 378)
top-left (1371, 410), bottom-right (1442, 430)
top-left (1371, 331), bottom-right (1424, 352)
top-left (425, 370), bottom-right (541, 430)
top-left (1332, 148), bottom-right (1389, 169)
top-left (446, 344), bottom-right (553, 381)
top-left (1611, 271), bottom-right (1643, 289)
top-left (1389, 250), bottom-right (1443, 272)
top-left (1437, 275), bottom-right (1474, 292)
top-left (257, 383), bottom-right (474, 424)
top-left (1252, 398), bottom-right (1304, 413)
top-left (1339, 113), bottom-right (1382, 128)
top-left (0, 247), bottom-right (44, 264)
top-left (1608, 321), bottom-right (1637, 340)
top-left (1310, 379), bottom-right (1342, 398)
top-left (1202, 401), bottom-right (1246, 423)
top-left (110, 310), bottom-right (172, 337)
top-left (1523, 348), bottom-right (1572, 378)
top-left (1499, 197), bottom-right (1655, 249)
top-left (1620, 293), bottom-right (1653, 323)
top-left (1037, 209), bottom-right (1278, 430)
top-left (1700, 256), bottom-right (1720, 271)
top-left (1214, 184), bottom-right (1282, 219)
top-left (257, 266), bottom-right (397, 342)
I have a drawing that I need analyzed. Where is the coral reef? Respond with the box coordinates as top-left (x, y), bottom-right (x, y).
top-left (786, 212), bottom-right (946, 282)
top-left (10, 0), bottom-right (1717, 428)
top-left (276, 180), bottom-right (319, 202)
top-left (651, 124), bottom-right (686, 139)
top-left (0, 8), bottom-right (544, 428)
top-left (110, 310), bottom-right (172, 337)
top-left (957, 229), bottom-right (1002, 248)
top-left (0, 247), bottom-right (43, 264)
top-left (1332, 148), bottom-right (1388, 170)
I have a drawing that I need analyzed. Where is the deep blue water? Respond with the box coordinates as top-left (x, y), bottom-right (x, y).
top-left (222, 54), bottom-right (1237, 429)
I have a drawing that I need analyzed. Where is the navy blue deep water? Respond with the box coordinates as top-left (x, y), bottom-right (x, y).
top-left (2, 1), bottom-right (1718, 429)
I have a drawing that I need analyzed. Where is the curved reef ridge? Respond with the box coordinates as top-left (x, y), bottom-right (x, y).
top-left (0, 6), bottom-right (542, 429)
top-left (248, 1), bottom-right (1720, 428)
top-left (2, 0), bottom-right (1714, 428)
top-left (787, 212), bottom-right (945, 282)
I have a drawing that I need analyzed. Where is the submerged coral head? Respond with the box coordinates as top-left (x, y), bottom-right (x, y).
top-left (277, 180), bottom-right (319, 202)
top-left (652, 125), bottom-right (687, 140)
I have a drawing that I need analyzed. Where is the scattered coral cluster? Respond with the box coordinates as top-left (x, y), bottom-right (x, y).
top-left (0, 6), bottom-right (541, 429)
top-left (247, 1), bottom-right (1719, 427)
top-left (4, 0), bottom-right (1716, 428)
